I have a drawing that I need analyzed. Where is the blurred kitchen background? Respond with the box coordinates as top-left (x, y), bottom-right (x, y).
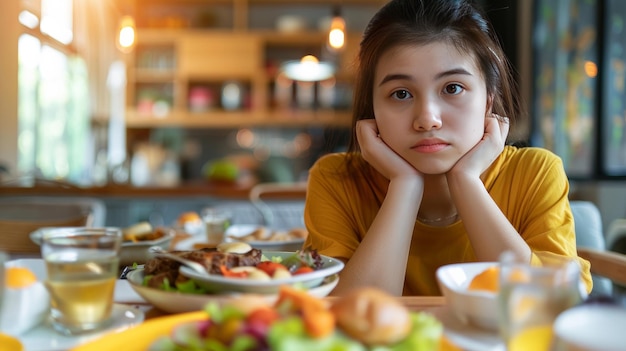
top-left (1, 0), bottom-right (626, 248)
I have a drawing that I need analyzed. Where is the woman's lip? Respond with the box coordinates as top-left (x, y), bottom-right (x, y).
top-left (412, 140), bottom-right (449, 153)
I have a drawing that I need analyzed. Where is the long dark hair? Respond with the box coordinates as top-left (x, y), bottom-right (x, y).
top-left (347, 0), bottom-right (522, 154)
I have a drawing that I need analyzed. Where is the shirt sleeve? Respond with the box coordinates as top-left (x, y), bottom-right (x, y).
top-left (302, 155), bottom-right (365, 261)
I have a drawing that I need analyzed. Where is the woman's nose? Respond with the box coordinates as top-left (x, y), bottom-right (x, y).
top-left (412, 100), bottom-right (442, 131)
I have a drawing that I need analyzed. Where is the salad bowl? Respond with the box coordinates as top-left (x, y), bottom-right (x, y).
top-left (126, 267), bottom-right (340, 314)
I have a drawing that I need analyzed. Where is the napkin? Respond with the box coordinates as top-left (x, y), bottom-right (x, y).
top-left (114, 280), bottom-right (146, 304)
top-left (0, 282), bottom-right (50, 336)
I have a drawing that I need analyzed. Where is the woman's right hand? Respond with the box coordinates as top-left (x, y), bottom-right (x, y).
top-left (356, 119), bottom-right (422, 182)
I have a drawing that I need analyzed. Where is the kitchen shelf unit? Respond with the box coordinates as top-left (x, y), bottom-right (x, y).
top-left (123, 0), bottom-right (386, 129)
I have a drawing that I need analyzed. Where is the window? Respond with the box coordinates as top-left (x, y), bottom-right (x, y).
top-left (17, 0), bottom-right (91, 183)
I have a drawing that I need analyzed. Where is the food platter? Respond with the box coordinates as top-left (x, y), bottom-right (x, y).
top-left (126, 268), bottom-right (340, 314)
top-left (29, 226), bottom-right (176, 266)
top-left (174, 224), bottom-right (306, 252)
top-left (179, 251), bottom-right (344, 294)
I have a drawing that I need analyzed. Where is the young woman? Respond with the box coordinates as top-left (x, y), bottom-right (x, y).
top-left (303, 0), bottom-right (592, 296)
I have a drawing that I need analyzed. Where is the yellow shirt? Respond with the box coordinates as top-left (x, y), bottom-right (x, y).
top-left (303, 145), bottom-right (592, 295)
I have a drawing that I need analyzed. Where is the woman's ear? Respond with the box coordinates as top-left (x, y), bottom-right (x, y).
top-left (485, 95), bottom-right (494, 115)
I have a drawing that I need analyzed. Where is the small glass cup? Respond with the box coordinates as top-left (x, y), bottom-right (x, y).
top-left (498, 251), bottom-right (583, 351)
top-left (0, 250), bottom-right (7, 316)
top-left (201, 207), bottom-right (232, 245)
top-left (41, 227), bottom-right (122, 335)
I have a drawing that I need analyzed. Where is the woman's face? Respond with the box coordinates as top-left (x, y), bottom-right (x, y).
top-left (373, 41), bottom-right (490, 174)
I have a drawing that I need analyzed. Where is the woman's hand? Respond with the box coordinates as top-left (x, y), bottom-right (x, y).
top-left (356, 119), bottom-right (422, 181)
top-left (448, 113), bottom-right (510, 178)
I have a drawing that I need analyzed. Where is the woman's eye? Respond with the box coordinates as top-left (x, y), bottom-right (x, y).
top-left (391, 89), bottom-right (412, 100)
top-left (444, 84), bottom-right (464, 95)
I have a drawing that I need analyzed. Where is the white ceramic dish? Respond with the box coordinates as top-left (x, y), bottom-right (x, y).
top-left (553, 304), bottom-right (626, 351)
top-left (118, 229), bottom-right (176, 266)
top-left (180, 251), bottom-right (344, 294)
top-left (126, 268), bottom-right (339, 314)
top-left (20, 304), bottom-right (144, 351)
top-left (436, 262), bottom-right (500, 331)
top-left (30, 226), bottom-right (175, 266)
top-left (174, 224), bottom-right (305, 252)
top-left (429, 306), bottom-right (505, 351)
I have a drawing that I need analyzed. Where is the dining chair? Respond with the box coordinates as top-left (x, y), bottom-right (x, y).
top-left (248, 181), bottom-right (307, 228)
top-left (571, 200), bottom-right (626, 297)
top-left (0, 196), bottom-right (106, 256)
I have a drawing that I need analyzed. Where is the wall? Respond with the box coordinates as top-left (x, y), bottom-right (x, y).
top-left (0, 1), bottom-right (19, 175)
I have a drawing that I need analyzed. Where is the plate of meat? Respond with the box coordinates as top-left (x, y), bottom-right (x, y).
top-left (178, 250), bottom-right (344, 294)
top-left (127, 244), bottom-right (342, 312)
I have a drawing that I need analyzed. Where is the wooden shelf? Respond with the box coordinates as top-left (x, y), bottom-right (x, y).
top-left (125, 109), bottom-right (352, 128)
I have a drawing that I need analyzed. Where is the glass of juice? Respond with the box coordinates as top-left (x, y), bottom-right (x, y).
top-left (498, 251), bottom-right (583, 351)
top-left (201, 207), bottom-right (232, 245)
top-left (41, 227), bottom-right (122, 335)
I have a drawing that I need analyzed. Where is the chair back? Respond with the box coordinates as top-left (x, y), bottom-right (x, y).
top-left (248, 182), bottom-right (307, 228)
top-left (0, 197), bottom-right (105, 255)
top-left (571, 200), bottom-right (613, 296)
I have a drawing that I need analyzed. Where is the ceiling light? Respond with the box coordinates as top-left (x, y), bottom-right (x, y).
top-left (328, 6), bottom-right (346, 50)
top-left (281, 55), bottom-right (335, 82)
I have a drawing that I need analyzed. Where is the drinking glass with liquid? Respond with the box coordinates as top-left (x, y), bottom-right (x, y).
top-left (498, 251), bottom-right (583, 351)
top-left (41, 227), bottom-right (122, 335)
top-left (0, 250), bottom-right (7, 316)
top-left (201, 207), bottom-right (232, 245)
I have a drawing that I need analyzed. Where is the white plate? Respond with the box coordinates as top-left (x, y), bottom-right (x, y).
top-left (180, 251), bottom-right (344, 294)
top-left (126, 268), bottom-right (339, 314)
top-left (429, 306), bottom-right (505, 351)
top-left (174, 224), bottom-right (305, 252)
top-left (19, 304), bottom-right (144, 351)
top-left (29, 226), bottom-right (176, 266)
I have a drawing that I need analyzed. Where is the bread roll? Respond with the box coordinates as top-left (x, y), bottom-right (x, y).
top-left (177, 211), bottom-right (201, 225)
top-left (331, 287), bottom-right (412, 346)
top-left (123, 221), bottom-right (153, 241)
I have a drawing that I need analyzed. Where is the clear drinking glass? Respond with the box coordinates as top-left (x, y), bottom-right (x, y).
top-left (201, 207), bottom-right (232, 245)
top-left (41, 227), bottom-right (122, 335)
top-left (498, 251), bottom-right (582, 351)
top-left (0, 250), bottom-right (7, 316)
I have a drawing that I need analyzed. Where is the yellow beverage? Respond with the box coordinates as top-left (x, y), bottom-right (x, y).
top-left (45, 252), bottom-right (118, 333)
top-left (508, 325), bottom-right (553, 351)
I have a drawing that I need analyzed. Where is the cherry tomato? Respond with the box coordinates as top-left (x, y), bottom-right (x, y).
top-left (293, 266), bottom-right (314, 275)
top-left (256, 261), bottom-right (288, 276)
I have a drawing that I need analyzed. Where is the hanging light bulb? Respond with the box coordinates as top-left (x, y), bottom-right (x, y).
top-left (117, 16), bottom-right (136, 53)
top-left (328, 6), bottom-right (346, 51)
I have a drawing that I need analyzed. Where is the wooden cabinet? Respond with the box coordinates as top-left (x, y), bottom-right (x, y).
top-left (124, 0), bottom-right (384, 129)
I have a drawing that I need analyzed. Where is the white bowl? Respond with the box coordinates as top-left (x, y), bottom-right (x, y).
top-left (553, 304), bottom-right (626, 351)
top-left (118, 228), bottom-right (175, 266)
top-left (436, 262), bottom-right (499, 331)
top-left (126, 268), bottom-right (339, 314)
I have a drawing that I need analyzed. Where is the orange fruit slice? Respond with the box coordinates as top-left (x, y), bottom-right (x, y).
top-left (5, 266), bottom-right (38, 289)
top-left (467, 266), bottom-right (499, 292)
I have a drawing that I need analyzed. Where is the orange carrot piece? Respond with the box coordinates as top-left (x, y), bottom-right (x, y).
top-left (302, 304), bottom-right (335, 338)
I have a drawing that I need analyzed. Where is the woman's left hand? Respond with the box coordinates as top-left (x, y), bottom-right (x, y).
top-left (448, 113), bottom-right (510, 178)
